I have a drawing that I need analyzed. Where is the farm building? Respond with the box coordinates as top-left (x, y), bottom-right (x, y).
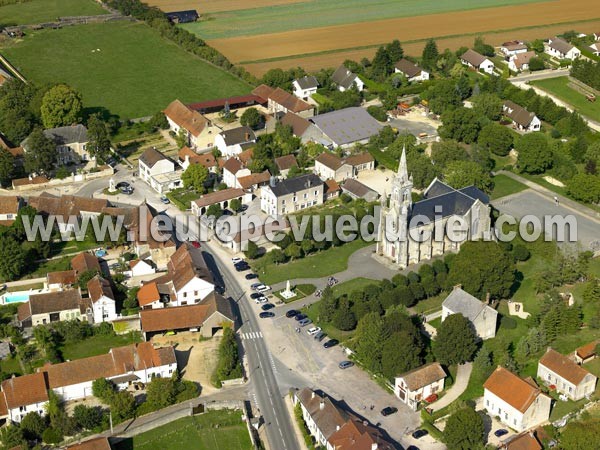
top-left (309, 107), bottom-right (382, 148)
top-left (165, 10), bottom-right (199, 24)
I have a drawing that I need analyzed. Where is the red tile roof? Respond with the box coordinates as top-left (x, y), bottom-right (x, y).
top-left (237, 170), bottom-right (271, 189)
top-left (164, 99), bottom-right (207, 137)
top-left (1, 373), bottom-right (49, 409)
top-left (47, 270), bottom-right (77, 286)
top-left (87, 276), bottom-right (115, 303)
top-left (66, 437), bottom-right (112, 450)
top-left (137, 281), bottom-right (161, 307)
top-left (71, 252), bottom-right (101, 275)
top-left (484, 367), bottom-right (545, 413)
top-left (576, 340), bottom-right (598, 360)
top-left (539, 348), bottom-right (594, 385)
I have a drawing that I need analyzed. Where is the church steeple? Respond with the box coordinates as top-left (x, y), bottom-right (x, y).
top-left (398, 146), bottom-right (409, 183)
top-left (390, 146), bottom-right (413, 211)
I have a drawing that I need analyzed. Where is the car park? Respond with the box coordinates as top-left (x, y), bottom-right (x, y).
top-left (411, 430), bottom-right (428, 439)
top-left (323, 339), bottom-right (339, 348)
top-left (298, 318), bottom-right (312, 327)
top-left (380, 407), bottom-right (398, 416)
top-left (494, 429), bottom-right (509, 437)
top-left (294, 314), bottom-right (307, 321)
top-left (256, 284), bottom-right (271, 293)
top-left (261, 303), bottom-right (275, 311)
top-left (245, 273), bottom-right (258, 280)
top-left (286, 310), bottom-right (299, 318)
top-left (306, 327), bottom-right (321, 335)
top-left (259, 312), bottom-right (275, 318)
top-left (160, 196), bottom-right (170, 204)
top-left (338, 361), bottom-right (354, 369)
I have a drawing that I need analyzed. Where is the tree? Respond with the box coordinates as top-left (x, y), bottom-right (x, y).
top-left (381, 330), bottom-right (423, 379)
top-left (421, 39), bottom-right (439, 71)
top-left (560, 417), bottom-right (600, 450)
top-left (0, 425), bottom-right (26, 450)
top-left (443, 160), bottom-right (493, 193)
top-left (124, 286), bottom-right (139, 310)
top-left (448, 242), bottom-right (516, 299)
top-left (331, 298), bottom-right (357, 331)
top-left (24, 128), bottom-right (56, 175)
top-left (444, 407), bottom-right (485, 450)
top-left (424, 79), bottom-right (461, 114)
top-left (472, 93), bottom-right (503, 120)
top-left (434, 314), bottom-right (478, 365)
top-left (206, 204), bottom-right (222, 218)
top-left (267, 248), bottom-right (286, 265)
top-left (181, 163), bottom-right (209, 192)
top-left (229, 198), bottom-right (242, 212)
top-left (529, 57), bottom-right (545, 71)
top-left (92, 378), bottom-right (115, 403)
top-left (473, 345), bottom-right (493, 379)
top-left (245, 240), bottom-right (260, 260)
top-left (212, 327), bottom-right (242, 387)
top-left (439, 108), bottom-right (483, 144)
top-left (0, 235), bottom-right (26, 281)
top-left (0, 78), bottom-right (39, 144)
top-left (146, 377), bottom-right (178, 409)
top-left (240, 107), bottom-right (264, 130)
top-left (284, 243), bottom-right (302, 260)
top-left (86, 114), bottom-right (111, 164)
top-left (354, 312), bottom-right (389, 373)
top-left (455, 75), bottom-right (472, 100)
top-left (20, 411), bottom-right (47, 441)
top-left (0, 148), bottom-right (14, 187)
top-left (42, 427), bottom-right (63, 445)
top-left (516, 133), bottom-right (552, 173)
top-left (567, 174), bottom-right (600, 204)
top-left (111, 390), bottom-right (137, 421)
top-left (430, 140), bottom-right (468, 168)
top-left (478, 122), bottom-right (514, 156)
top-left (73, 404), bottom-right (103, 430)
top-left (40, 84), bottom-right (83, 128)
top-left (473, 36), bottom-right (495, 57)
top-left (370, 46), bottom-right (392, 81)
top-left (76, 269), bottom-right (100, 291)
top-left (386, 40), bottom-right (404, 63)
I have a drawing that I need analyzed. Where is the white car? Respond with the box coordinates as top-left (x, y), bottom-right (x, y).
top-left (254, 296), bottom-right (268, 304)
top-left (307, 327), bottom-right (322, 336)
top-left (256, 284), bottom-right (271, 293)
top-left (232, 257), bottom-right (244, 264)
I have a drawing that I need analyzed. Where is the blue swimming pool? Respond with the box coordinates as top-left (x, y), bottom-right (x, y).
top-left (3, 293), bottom-right (30, 304)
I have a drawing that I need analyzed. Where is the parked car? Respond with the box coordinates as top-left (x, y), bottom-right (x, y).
top-left (232, 257), bottom-right (244, 265)
top-left (323, 339), bottom-right (339, 348)
top-left (120, 186), bottom-right (133, 195)
top-left (95, 249), bottom-right (107, 257)
top-left (250, 283), bottom-right (262, 290)
top-left (294, 314), bottom-right (307, 322)
top-left (245, 273), bottom-right (258, 280)
top-left (116, 182), bottom-right (130, 189)
top-left (286, 310), bottom-right (299, 318)
top-left (261, 303), bottom-right (275, 311)
top-left (298, 318), bottom-right (312, 327)
top-left (259, 312), bottom-right (275, 318)
top-left (254, 297), bottom-right (268, 304)
top-left (411, 430), bottom-right (428, 439)
top-left (316, 332), bottom-right (327, 342)
top-left (190, 240), bottom-right (201, 248)
top-left (338, 361), bottom-right (354, 369)
top-left (160, 196), bottom-right (170, 204)
top-left (256, 285), bottom-right (271, 293)
top-left (381, 407), bottom-right (398, 416)
top-left (235, 264), bottom-right (250, 272)
top-left (307, 327), bottom-right (321, 336)
top-left (494, 429), bottom-right (509, 437)
top-left (250, 292), bottom-right (263, 299)
top-left (406, 446), bottom-right (420, 450)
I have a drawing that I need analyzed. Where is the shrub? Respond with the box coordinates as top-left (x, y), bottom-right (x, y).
top-left (512, 244), bottom-right (531, 262)
top-left (367, 105), bottom-right (388, 122)
top-left (42, 428), bottom-right (63, 445)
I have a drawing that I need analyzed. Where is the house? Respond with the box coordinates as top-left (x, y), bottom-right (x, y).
top-left (28, 194), bottom-right (108, 234)
top-left (441, 285), bottom-right (498, 340)
top-left (71, 252), bottom-right (102, 277)
top-left (394, 362), bottom-right (446, 410)
top-left (0, 372), bottom-right (49, 423)
top-left (310, 108), bottom-right (383, 148)
top-left (331, 65), bottom-right (364, 92)
top-left (46, 270), bottom-right (77, 291)
top-left (22, 125), bottom-right (90, 165)
top-left (140, 294), bottom-right (234, 339)
top-left (187, 95), bottom-right (266, 115)
top-left (274, 154), bottom-right (298, 177)
top-left (237, 170), bottom-right (271, 191)
top-left (66, 437), bottom-right (112, 450)
top-left (191, 188), bottom-right (250, 216)
top-left (574, 340), bottom-right (598, 364)
top-left (12, 175), bottom-right (50, 191)
top-left (0, 195), bottom-right (22, 226)
top-left (500, 431), bottom-right (543, 450)
top-left (178, 146), bottom-right (217, 172)
top-left (500, 41), bottom-right (529, 57)
top-left (127, 259), bottom-right (155, 277)
top-left (341, 178), bottom-right (379, 202)
top-left (138, 147), bottom-right (181, 194)
top-left (292, 75), bottom-right (318, 99)
top-left (222, 157), bottom-right (250, 188)
top-left (17, 290), bottom-right (86, 329)
top-left (545, 37), bottom-right (581, 60)
top-left (261, 173), bottom-right (323, 217)
top-left (252, 85), bottom-right (314, 118)
top-left (509, 51), bottom-right (537, 72)
top-left (503, 101), bottom-right (541, 132)
top-left (164, 99), bottom-right (209, 149)
top-left (294, 388), bottom-right (394, 450)
top-left (280, 112), bottom-right (325, 144)
top-left (595, 32), bottom-right (600, 41)
top-left (589, 42), bottom-right (600, 56)
top-left (483, 367), bottom-right (552, 432)
top-left (165, 9), bottom-right (199, 23)
top-left (314, 151), bottom-right (375, 183)
top-left (214, 126), bottom-right (256, 157)
top-left (394, 58), bottom-right (429, 82)
top-left (461, 49), bottom-right (495, 74)
top-left (86, 276), bottom-right (117, 323)
top-left (324, 179), bottom-right (341, 199)
top-left (537, 348), bottom-right (597, 401)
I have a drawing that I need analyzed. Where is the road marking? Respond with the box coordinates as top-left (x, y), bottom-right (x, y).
top-left (241, 331), bottom-right (263, 340)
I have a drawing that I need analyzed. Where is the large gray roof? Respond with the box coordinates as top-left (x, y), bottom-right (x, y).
top-left (442, 287), bottom-right (496, 322)
top-left (294, 75), bottom-right (318, 90)
top-left (43, 124), bottom-right (88, 145)
top-left (269, 173), bottom-right (322, 197)
top-left (310, 107), bottom-right (382, 146)
top-left (219, 126), bottom-right (256, 146)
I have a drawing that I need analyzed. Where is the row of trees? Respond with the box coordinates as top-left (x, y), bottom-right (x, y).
top-left (571, 59), bottom-right (600, 91)
top-left (211, 327), bottom-right (243, 387)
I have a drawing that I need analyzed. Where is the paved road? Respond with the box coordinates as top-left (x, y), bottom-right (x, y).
top-left (509, 68), bottom-right (569, 83)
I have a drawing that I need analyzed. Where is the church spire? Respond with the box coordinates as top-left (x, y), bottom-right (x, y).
top-left (398, 145), bottom-right (408, 182)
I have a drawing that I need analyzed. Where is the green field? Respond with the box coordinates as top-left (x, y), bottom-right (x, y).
top-left (531, 76), bottom-right (600, 122)
top-left (115, 410), bottom-right (252, 450)
top-left (183, 0), bottom-right (542, 40)
top-left (0, 0), bottom-right (107, 27)
top-left (1, 21), bottom-right (251, 118)
top-left (490, 174), bottom-right (528, 200)
top-left (61, 332), bottom-right (142, 360)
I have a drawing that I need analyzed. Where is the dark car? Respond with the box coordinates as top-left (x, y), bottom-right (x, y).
top-left (338, 361), bottom-right (354, 369)
top-left (294, 314), bottom-right (307, 321)
top-left (235, 264), bottom-right (250, 272)
top-left (245, 273), bottom-right (258, 280)
top-left (317, 332), bottom-right (327, 342)
top-left (259, 311), bottom-right (275, 318)
top-left (120, 186), bottom-right (133, 195)
top-left (494, 429), bottom-right (509, 437)
top-left (250, 292), bottom-right (262, 299)
top-left (323, 339), bottom-right (339, 348)
top-left (406, 446), bottom-right (420, 450)
top-left (116, 182), bottom-right (130, 189)
top-left (251, 283), bottom-right (262, 290)
top-left (286, 310), bottom-right (299, 318)
top-left (411, 429), bottom-right (428, 439)
top-left (261, 303), bottom-right (275, 311)
top-left (215, 285), bottom-right (225, 295)
top-left (380, 406), bottom-right (398, 417)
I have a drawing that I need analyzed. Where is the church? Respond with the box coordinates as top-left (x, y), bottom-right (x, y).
top-left (376, 149), bottom-right (492, 269)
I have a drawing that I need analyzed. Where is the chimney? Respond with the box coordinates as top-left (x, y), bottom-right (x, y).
top-left (244, 132), bottom-right (250, 141)
top-left (270, 176), bottom-right (277, 188)
top-left (311, 391), bottom-right (315, 399)
top-left (319, 399), bottom-right (325, 410)
top-left (485, 292), bottom-right (491, 304)
top-left (453, 284), bottom-right (462, 291)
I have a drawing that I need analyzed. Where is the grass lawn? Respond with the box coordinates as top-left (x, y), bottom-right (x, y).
top-left (252, 239), bottom-right (371, 285)
top-left (0, 356), bottom-right (22, 376)
top-left (331, 277), bottom-right (378, 298)
top-left (549, 395), bottom-right (589, 422)
top-left (490, 174), bottom-right (528, 200)
top-left (27, 255), bottom-right (73, 278)
top-left (167, 188), bottom-right (200, 211)
top-left (427, 317), bottom-right (442, 329)
top-left (6, 282), bottom-right (43, 292)
top-left (274, 283), bottom-right (316, 303)
top-left (1, 21), bottom-right (251, 119)
top-left (531, 76), bottom-right (600, 122)
top-left (414, 293), bottom-right (446, 315)
top-left (60, 332), bottom-right (141, 360)
top-left (0, 0), bottom-right (106, 27)
top-left (114, 410), bottom-right (252, 450)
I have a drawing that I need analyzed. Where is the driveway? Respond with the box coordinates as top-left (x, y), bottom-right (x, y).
top-left (429, 363), bottom-right (473, 412)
